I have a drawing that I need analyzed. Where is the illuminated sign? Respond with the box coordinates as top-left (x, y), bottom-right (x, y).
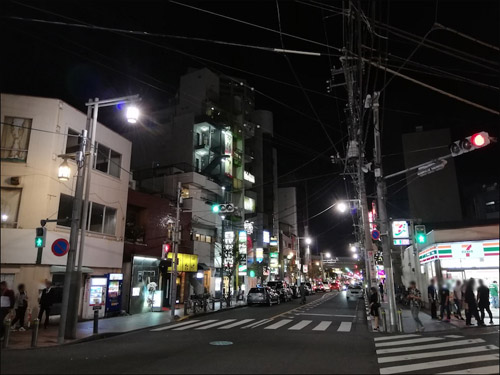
top-left (223, 131), bottom-right (233, 177)
top-left (419, 240), bottom-right (499, 264)
top-left (392, 221), bottom-right (409, 239)
top-left (244, 197), bottom-right (255, 212)
top-left (263, 231), bottom-right (270, 244)
top-left (244, 171), bottom-right (255, 183)
top-left (109, 273), bottom-right (123, 281)
top-left (270, 252), bottom-right (279, 258)
top-left (256, 248), bottom-right (264, 262)
top-left (270, 237), bottom-right (278, 247)
top-left (166, 253), bottom-right (198, 272)
top-left (393, 239), bottom-right (411, 246)
top-left (302, 265), bottom-right (308, 273)
top-left (238, 231), bottom-right (247, 255)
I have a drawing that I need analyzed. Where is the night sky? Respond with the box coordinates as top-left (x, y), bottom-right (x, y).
top-left (2, 1), bottom-right (498, 257)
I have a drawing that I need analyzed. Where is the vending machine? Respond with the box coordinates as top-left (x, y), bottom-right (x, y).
top-left (83, 276), bottom-right (107, 319)
top-left (105, 273), bottom-right (123, 316)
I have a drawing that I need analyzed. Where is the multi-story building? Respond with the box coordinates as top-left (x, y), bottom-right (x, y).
top-left (1, 93), bottom-right (131, 319)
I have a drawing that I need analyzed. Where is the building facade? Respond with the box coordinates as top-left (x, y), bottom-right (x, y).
top-left (1, 93), bottom-right (131, 319)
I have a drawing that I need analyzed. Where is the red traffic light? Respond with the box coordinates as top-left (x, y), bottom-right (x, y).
top-left (471, 132), bottom-right (489, 148)
top-left (162, 243), bottom-right (171, 255)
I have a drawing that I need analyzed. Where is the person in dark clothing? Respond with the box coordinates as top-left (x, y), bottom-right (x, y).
top-left (38, 280), bottom-right (54, 329)
top-left (465, 278), bottom-right (485, 327)
top-left (439, 283), bottom-right (451, 322)
top-left (379, 282), bottom-right (384, 302)
top-left (1, 281), bottom-right (15, 340)
top-left (369, 287), bottom-right (380, 331)
top-left (11, 284), bottom-right (28, 331)
top-left (299, 283), bottom-right (306, 305)
top-left (477, 279), bottom-right (493, 324)
top-left (428, 279), bottom-right (438, 319)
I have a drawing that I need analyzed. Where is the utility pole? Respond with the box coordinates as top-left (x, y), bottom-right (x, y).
top-left (58, 129), bottom-right (87, 344)
top-left (372, 92), bottom-right (398, 332)
top-left (170, 181), bottom-right (182, 318)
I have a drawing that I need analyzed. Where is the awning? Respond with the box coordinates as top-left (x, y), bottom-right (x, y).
top-left (198, 263), bottom-right (210, 271)
top-left (50, 266), bottom-right (94, 274)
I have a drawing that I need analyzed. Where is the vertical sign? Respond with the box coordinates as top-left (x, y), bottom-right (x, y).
top-left (238, 230), bottom-right (247, 275)
top-left (223, 131), bottom-right (233, 178)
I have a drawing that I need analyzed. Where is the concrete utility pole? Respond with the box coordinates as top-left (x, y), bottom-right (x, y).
top-left (170, 181), bottom-right (182, 318)
top-left (58, 129), bottom-right (87, 344)
top-left (372, 92), bottom-right (398, 332)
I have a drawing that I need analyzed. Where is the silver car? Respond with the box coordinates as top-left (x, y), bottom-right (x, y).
top-left (247, 287), bottom-right (280, 306)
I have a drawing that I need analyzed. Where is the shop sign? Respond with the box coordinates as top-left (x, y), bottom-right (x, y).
top-left (244, 171), bottom-right (255, 183)
top-left (223, 130), bottom-right (233, 178)
top-left (302, 265), bottom-right (308, 273)
top-left (238, 231), bottom-right (247, 254)
top-left (419, 240), bottom-right (500, 264)
top-left (166, 253), bottom-right (198, 272)
top-left (263, 230), bottom-right (270, 244)
top-left (270, 252), bottom-right (279, 258)
top-left (224, 231), bottom-right (234, 251)
top-left (256, 248), bottom-right (264, 262)
top-left (270, 237), bottom-right (278, 247)
top-left (244, 197), bottom-right (255, 212)
top-left (391, 220), bottom-right (409, 239)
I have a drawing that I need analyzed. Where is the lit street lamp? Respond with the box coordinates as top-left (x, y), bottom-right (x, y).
top-left (305, 237), bottom-right (312, 245)
top-left (57, 159), bottom-right (71, 181)
top-left (320, 251), bottom-right (331, 281)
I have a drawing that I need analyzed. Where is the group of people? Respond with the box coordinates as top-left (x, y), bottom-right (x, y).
top-left (427, 278), bottom-right (496, 326)
top-left (0, 280), bottom-right (56, 340)
top-left (369, 277), bottom-right (497, 332)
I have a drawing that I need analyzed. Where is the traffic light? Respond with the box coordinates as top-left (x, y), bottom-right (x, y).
top-left (35, 227), bottom-right (46, 248)
top-left (450, 131), bottom-right (491, 157)
top-left (211, 203), bottom-right (235, 214)
top-left (162, 242), bottom-right (171, 257)
top-left (414, 225), bottom-right (427, 245)
top-left (212, 204), bottom-right (220, 213)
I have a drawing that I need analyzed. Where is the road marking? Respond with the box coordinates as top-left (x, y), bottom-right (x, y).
top-left (312, 321), bottom-right (332, 331)
top-left (264, 319), bottom-right (293, 330)
top-left (375, 337), bottom-right (444, 348)
top-left (379, 354), bottom-right (500, 374)
top-left (150, 320), bottom-right (200, 331)
top-left (438, 365), bottom-right (500, 374)
top-left (241, 319), bottom-right (270, 329)
top-left (374, 334), bottom-right (420, 342)
top-left (337, 322), bottom-right (352, 332)
top-left (288, 320), bottom-right (312, 330)
top-left (376, 339), bottom-right (486, 355)
top-left (173, 320), bottom-right (217, 331)
top-left (378, 345), bottom-right (499, 364)
top-left (195, 319), bottom-right (236, 330)
top-left (295, 313), bottom-right (356, 317)
top-left (444, 335), bottom-right (464, 338)
top-left (218, 319), bottom-right (255, 329)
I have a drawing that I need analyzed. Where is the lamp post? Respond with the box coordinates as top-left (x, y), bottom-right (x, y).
top-left (297, 236), bottom-right (312, 282)
top-left (320, 251), bottom-right (331, 281)
top-left (64, 95), bottom-right (140, 340)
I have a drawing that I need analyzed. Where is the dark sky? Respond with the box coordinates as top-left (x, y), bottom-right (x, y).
top-left (1, 1), bottom-right (499, 257)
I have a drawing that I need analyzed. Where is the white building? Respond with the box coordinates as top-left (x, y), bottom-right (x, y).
top-left (1, 94), bottom-right (131, 318)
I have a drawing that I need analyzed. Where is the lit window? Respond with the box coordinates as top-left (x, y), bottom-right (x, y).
top-left (205, 235), bottom-right (212, 243)
top-left (200, 234), bottom-right (206, 242)
top-left (195, 233), bottom-right (200, 241)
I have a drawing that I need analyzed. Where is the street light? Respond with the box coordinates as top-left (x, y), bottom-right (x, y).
top-left (126, 106), bottom-right (140, 123)
top-left (350, 245), bottom-right (357, 252)
top-left (353, 253), bottom-right (359, 259)
top-left (58, 159), bottom-right (71, 181)
top-left (305, 237), bottom-right (312, 245)
top-left (336, 202), bottom-right (348, 213)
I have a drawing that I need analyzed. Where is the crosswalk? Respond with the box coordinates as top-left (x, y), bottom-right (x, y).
top-left (151, 317), bottom-right (354, 333)
top-left (374, 334), bottom-right (499, 374)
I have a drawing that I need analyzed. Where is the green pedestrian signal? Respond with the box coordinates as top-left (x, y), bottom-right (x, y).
top-left (212, 204), bottom-right (220, 213)
top-left (415, 225), bottom-right (426, 245)
top-left (35, 227), bottom-right (46, 248)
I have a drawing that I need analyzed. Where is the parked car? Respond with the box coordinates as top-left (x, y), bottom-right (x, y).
top-left (323, 282), bottom-right (331, 292)
top-left (346, 285), bottom-right (364, 299)
top-left (315, 282), bottom-right (325, 292)
top-left (331, 282), bottom-right (341, 291)
top-left (266, 281), bottom-right (292, 302)
top-left (305, 282), bottom-right (314, 295)
top-left (247, 287), bottom-right (280, 306)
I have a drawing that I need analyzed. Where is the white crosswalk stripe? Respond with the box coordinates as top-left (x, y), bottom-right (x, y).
top-left (374, 334), bottom-right (500, 374)
top-left (264, 319), bottom-right (293, 330)
top-left (150, 320), bottom-right (200, 331)
top-left (337, 322), bottom-right (352, 332)
top-left (173, 319), bottom-right (218, 330)
top-left (288, 320), bottom-right (312, 330)
top-left (218, 319), bottom-right (255, 329)
top-left (312, 321), bottom-right (332, 331)
top-left (195, 319), bottom-right (236, 330)
top-left (241, 319), bottom-right (271, 329)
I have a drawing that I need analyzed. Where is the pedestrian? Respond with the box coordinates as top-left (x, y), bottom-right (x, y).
top-left (489, 281), bottom-right (499, 309)
top-left (477, 279), bottom-right (493, 324)
top-left (11, 284), bottom-right (28, 331)
top-left (38, 280), bottom-right (54, 329)
top-left (465, 278), bottom-right (485, 327)
top-left (461, 279), bottom-right (468, 318)
top-left (453, 280), bottom-right (464, 320)
top-left (1, 281), bottom-right (15, 340)
top-left (299, 283), bottom-right (306, 305)
top-left (369, 287), bottom-right (380, 331)
top-left (379, 281), bottom-right (384, 302)
top-left (408, 281), bottom-right (425, 332)
top-left (428, 279), bottom-right (438, 319)
top-left (439, 282), bottom-right (451, 322)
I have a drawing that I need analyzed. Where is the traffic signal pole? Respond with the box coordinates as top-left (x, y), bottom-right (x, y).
top-left (170, 181), bottom-right (182, 318)
top-left (58, 129), bottom-right (87, 344)
top-left (372, 92), bottom-right (398, 333)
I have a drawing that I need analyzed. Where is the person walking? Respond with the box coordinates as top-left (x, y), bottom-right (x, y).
top-left (489, 281), bottom-right (499, 309)
top-left (1, 281), bottom-right (15, 340)
top-left (369, 287), bottom-right (380, 331)
top-left (38, 280), bottom-right (54, 329)
top-left (379, 282), bottom-right (384, 302)
top-left (465, 278), bottom-right (485, 327)
top-left (11, 284), bottom-right (28, 331)
top-left (299, 283), bottom-right (306, 305)
top-left (477, 279), bottom-right (493, 324)
top-left (439, 282), bottom-right (451, 322)
top-left (453, 280), bottom-right (464, 320)
top-left (408, 281), bottom-right (425, 332)
top-left (428, 279), bottom-right (438, 319)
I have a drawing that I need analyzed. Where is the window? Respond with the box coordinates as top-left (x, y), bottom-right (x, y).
top-left (93, 142), bottom-right (121, 178)
top-left (195, 233), bottom-right (201, 241)
top-left (65, 128), bottom-right (81, 154)
top-left (57, 194), bottom-right (117, 235)
top-left (1, 188), bottom-right (22, 228)
top-left (205, 235), bottom-right (212, 244)
top-left (200, 234), bottom-right (206, 243)
top-left (1, 117), bottom-right (32, 162)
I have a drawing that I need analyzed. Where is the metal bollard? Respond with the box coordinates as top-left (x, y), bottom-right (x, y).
top-left (2, 319), bottom-right (11, 348)
top-left (184, 301), bottom-right (188, 316)
top-left (397, 309), bottom-right (404, 333)
top-left (31, 319), bottom-right (40, 348)
top-left (212, 298), bottom-right (215, 311)
top-left (204, 297), bottom-right (207, 313)
top-left (381, 308), bottom-right (387, 332)
top-left (93, 310), bottom-right (99, 334)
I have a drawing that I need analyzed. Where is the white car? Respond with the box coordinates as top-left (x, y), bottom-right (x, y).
top-left (346, 285), bottom-right (364, 299)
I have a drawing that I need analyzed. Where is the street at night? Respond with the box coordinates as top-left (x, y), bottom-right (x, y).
top-left (1, 0), bottom-right (499, 374)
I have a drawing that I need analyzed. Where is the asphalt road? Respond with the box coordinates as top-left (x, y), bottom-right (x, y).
top-left (2, 291), bottom-right (498, 374)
